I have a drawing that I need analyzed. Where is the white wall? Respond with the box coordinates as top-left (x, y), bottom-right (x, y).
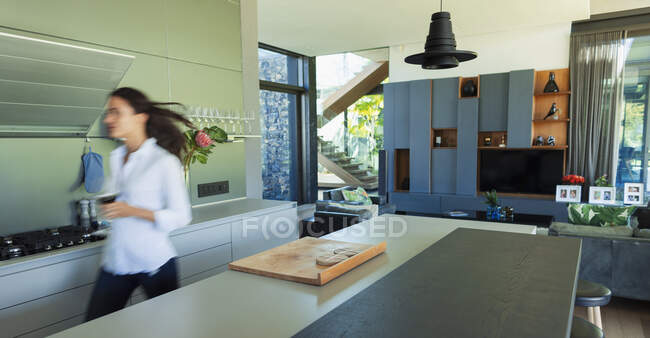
top-left (389, 23), bottom-right (571, 82)
top-left (241, 0), bottom-right (263, 199)
top-left (590, 0), bottom-right (650, 15)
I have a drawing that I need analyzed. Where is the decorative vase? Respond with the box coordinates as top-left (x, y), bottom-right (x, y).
top-left (547, 135), bottom-right (556, 146)
top-left (486, 205), bottom-right (502, 220)
top-left (543, 72), bottom-right (560, 93)
top-left (544, 102), bottom-right (559, 120)
top-left (534, 136), bottom-right (544, 146)
top-left (183, 169), bottom-right (190, 191)
top-left (461, 80), bottom-right (477, 97)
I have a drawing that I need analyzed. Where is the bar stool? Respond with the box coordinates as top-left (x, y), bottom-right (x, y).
top-left (571, 316), bottom-right (604, 338)
top-left (575, 279), bottom-right (611, 329)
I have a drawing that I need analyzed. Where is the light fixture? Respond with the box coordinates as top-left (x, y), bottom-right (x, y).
top-left (404, 1), bottom-right (477, 69)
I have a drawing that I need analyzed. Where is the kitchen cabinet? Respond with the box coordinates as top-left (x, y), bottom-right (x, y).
top-left (0, 200), bottom-right (297, 337)
top-left (507, 69), bottom-right (535, 148)
top-left (479, 72), bottom-right (509, 132)
top-left (432, 77), bottom-right (459, 129)
top-left (409, 80), bottom-right (432, 193)
top-left (431, 149), bottom-right (457, 194)
top-left (456, 98), bottom-right (479, 196)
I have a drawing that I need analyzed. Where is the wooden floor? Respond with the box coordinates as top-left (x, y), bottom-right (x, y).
top-left (574, 297), bottom-right (650, 338)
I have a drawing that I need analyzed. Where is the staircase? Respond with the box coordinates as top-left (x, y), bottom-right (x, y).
top-left (318, 139), bottom-right (378, 190)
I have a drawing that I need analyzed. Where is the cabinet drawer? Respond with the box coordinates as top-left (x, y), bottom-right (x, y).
top-left (0, 283), bottom-right (93, 338)
top-left (171, 222), bottom-right (231, 257)
top-left (233, 208), bottom-right (298, 260)
top-left (0, 253), bottom-right (101, 310)
top-left (16, 314), bottom-right (84, 338)
top-left (178, 244), bottom-right (231, 280)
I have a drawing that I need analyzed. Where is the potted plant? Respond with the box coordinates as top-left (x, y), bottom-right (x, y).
top-left (483, 189), bottom-right (501, 220)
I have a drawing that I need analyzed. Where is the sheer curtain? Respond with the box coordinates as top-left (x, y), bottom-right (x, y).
top-left (568, 31), bottom-right (628, 185)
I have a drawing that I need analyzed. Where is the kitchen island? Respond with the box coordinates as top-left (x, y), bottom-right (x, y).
top-left (46, 215), bottom-right (576, 338)
top-left (0, 198), bottom-right (298, 338)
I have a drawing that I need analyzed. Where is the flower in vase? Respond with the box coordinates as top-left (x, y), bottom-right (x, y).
top-left (195, 130), bottom-right (214, 148)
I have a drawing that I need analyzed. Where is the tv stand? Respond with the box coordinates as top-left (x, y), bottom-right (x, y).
top-left (396, 210), bottom-right (554, 228)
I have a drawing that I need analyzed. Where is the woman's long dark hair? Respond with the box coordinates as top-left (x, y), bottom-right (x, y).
top-left (110, 87), bottom-right (194, 160)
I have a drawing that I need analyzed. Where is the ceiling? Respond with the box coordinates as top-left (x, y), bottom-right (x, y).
top-left (257, 0), bottom-right (591, 56)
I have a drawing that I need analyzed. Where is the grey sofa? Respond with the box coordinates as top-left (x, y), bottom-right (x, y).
top-left (549, 223), bottom-right (650, 301)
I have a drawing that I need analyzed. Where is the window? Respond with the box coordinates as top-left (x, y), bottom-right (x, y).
top-left (616, 33), bottom-right (650, 192)
top-left (258, 44), bottom-right (315, 203)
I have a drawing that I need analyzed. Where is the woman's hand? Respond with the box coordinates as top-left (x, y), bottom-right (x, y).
top-left (102, 202), bottom-right (155, 222)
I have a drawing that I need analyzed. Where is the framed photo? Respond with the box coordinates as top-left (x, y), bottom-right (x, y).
top-left (624, 183), bottom-right (645, 205)
top-left (556, 185), bottom-right (581, 203)
top-left (589, 186), bottom-right (616, 205)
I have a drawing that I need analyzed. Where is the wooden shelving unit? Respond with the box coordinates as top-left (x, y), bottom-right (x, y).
top-left (478, 131), bottom-right (507, 147)
top-left (431, 128), bottom-right (457, 148)
top-left (532, 68), bottom-right (570, 148)
top-left (458, 76), bottom-right (480, 98)
top-left (394, 149), bottom-right (410, 192)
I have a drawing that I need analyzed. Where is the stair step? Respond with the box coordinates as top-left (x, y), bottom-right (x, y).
top-left (342, 163), bottom-right (363, 169)
top-left (348, 169), bottom-right (368, 176)
top-left (333, 157), bottom-right (352, 164)
top-left (359, 175), bottom-right (378, 182)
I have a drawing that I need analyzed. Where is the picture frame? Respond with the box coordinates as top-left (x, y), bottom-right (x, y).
top-left (556, 185), bottom-right (581, 203)
top-left (588, 186), bottom-right (616, 205)
top-left (623, 183), bottom-right (645, 205)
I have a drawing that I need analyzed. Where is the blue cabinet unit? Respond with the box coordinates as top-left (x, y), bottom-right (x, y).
top-left (478, 72), bottom-right (509, 132)
top-left (431, 149), bottom-right (457, 194)
top-left (393, 82), bottom-right (410, 149)
top-left (383, 83), bottom-right (396, 192)
top-left (409, 80), bottom-right (432, 193)
top-left (507, 69), bottom-right (535, 148)
top-left (432, 77), bottom-right (459, 128)
top-left (456, 98), bottom-right (479, 196)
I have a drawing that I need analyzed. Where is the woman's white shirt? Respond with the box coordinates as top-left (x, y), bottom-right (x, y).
top-left (103, 138), bottom-right (192, 275)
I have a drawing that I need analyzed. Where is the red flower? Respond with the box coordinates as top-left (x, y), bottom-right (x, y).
top-left (562, 174), bottom-right (584, 185)
top-left (195, 130), bottom-right (214, 148)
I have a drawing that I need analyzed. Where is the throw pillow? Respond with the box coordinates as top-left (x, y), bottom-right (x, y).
top-left (341, 187), bottom-right (372, 205)
top-left (567, 203), bottom-right (636, 227)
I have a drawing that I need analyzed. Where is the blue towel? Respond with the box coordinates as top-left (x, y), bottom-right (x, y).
top-left (82, 147), bottom-right (104, 193)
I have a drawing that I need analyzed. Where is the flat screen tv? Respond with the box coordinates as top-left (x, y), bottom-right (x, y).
top-left (479, 149), bottom-right (564, 195)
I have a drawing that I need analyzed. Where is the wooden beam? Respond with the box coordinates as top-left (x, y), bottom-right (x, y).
top-left (322, 61), bottom-right (389, 121)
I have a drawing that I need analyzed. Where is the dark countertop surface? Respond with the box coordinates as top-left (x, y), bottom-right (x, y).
top-left (295, 227), bottom-right (581, 338)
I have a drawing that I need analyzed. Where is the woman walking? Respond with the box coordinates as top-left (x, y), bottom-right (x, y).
top-left (86, 87), bottom-right (193, 321)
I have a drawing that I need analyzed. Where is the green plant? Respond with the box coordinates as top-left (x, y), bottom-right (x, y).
top-left (483, 189), bottom-right (500, 207)
top-left (348, 94), bottom-right (384, 163)
top-left (595, 174), bottom-right (610, 187)
top-left (183, 126), bottom-right (228, 175)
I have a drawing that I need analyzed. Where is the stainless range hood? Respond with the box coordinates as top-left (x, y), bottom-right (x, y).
top-left (0, 31), bottom-right (134, 137)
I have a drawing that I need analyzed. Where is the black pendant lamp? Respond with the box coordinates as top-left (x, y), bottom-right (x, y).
top-left (404, 1), bottom-right (477, 69)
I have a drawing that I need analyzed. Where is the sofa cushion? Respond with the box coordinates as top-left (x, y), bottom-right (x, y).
top-left (329, 202), bottom-right (378, 217)
top-left (551, 222), bottom-right (634, 238)
top-left (567, 203), bottom-right (636, 227)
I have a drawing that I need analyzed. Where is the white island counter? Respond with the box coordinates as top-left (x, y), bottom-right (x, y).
top-left (50, 215), bottom-right (536, 338)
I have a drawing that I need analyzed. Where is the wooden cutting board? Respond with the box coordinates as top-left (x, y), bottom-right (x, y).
top-left (228, 237), bottom-right (386, 286)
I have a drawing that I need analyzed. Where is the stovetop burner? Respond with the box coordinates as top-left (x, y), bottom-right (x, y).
top-left (0, 225), bottom-right (106, 261)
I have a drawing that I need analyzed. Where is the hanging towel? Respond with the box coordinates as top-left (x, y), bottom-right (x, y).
top-left (82, 147), bottom-right (104, 193)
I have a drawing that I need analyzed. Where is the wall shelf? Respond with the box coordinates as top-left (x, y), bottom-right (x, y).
top-left (478, 131), bottom-right (507, 147)
top-left (394, 149), bottom-right (410, 192)
top-left (431, 128), bottom-right (457, 148)
top-left (531, 145), bottom-right (568, 149)
top-left (532, 118), bottom-right (570, 123)
top-left (534, 91), bottom-right (571, 97)
top-left (458, 76), bottom-right (480, 99)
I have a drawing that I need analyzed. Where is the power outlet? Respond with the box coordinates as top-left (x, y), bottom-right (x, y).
top-left (197, 181), bottom-right (229, 198)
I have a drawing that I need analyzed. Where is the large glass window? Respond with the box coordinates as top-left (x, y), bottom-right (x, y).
top-left (616, 33), bottom-right (650, 191)
top-left (260, 90), bottom-right (299, 201)
top-left (258, 44), bottom-right (309, 202)
top-left (316, 49), bottom-right (388, 191)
